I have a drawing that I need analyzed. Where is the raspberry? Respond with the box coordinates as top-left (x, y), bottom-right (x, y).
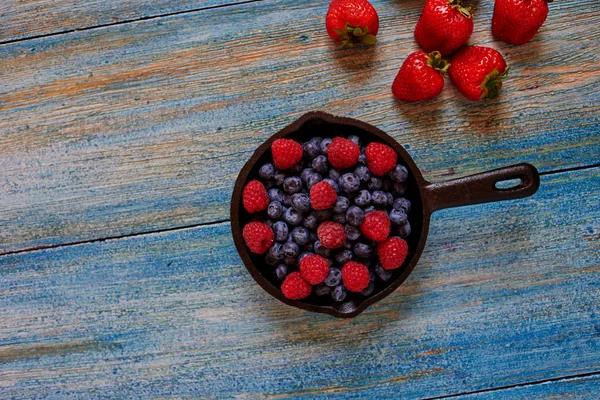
top-left (281, 271), bottom-right (312, 300)
top-left (327, 137), bottom-right (360, 169)
top-left (242, 222), bottom-right (274, 254)
top-left (341, 261), bottom-right (370, 292)
top-left (377, 237), bottom-right (409, 270)
top-left (360, 211), bottom-right (391, 242)
top-left (299, 254), bottom-right (330, 284)
top-left (310, 181), bottom-right (337, 210)
top-left (317, 221), bottom-right (346, 249)
top-left (271, 138), bottom-right (303, 170)
top-left (242, 180), bottom-right (269, 213)
top-left (365, 142), bottom-right (398, 176)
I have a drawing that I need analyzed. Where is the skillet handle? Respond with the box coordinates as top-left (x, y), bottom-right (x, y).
top-left (423, 163), bottom-right (540, 213)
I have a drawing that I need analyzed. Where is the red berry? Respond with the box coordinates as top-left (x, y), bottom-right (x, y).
top-left (360, 211), bottom-right (390, 242)
top-left (326, 0), bottom-right (379, 47)
top-left (448, 46), bottom-right (509, 101)
top-left (414, 0), bottom-right (474, 56)
top-left (242, 180), bottom-right (269, 213)
top-left (271, 139), bottom-right (303, 170)
top-left (281, 272), bottom-right (312, 300)
top-left (377, 237), bottom-right (409, 270)
top-left (310, 181), bottom-right (338, 210)
top-left (327, 137), bottom-right (361, 169)
top-left (492, 0), bottom-right (549, 45)
top-left (365, 142), bottom-right (397, 176)
top-left (392, 51), bottom-right (449, 102)
top-left (317, 221), bottom-right (346, 249)
top-left (299, 254), bottom-right (330, 284)
top-left (341, 261), bottom-right (370, 292)
top-left (242, 222), bottom-right (274, 254)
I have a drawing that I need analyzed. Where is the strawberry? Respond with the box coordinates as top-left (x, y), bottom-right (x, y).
top-left (414, 0), bottom-right (474, 56)
top-left (492, 0), bottom-right (551, 45)
top-left (448, 46), bottom-right (509, 101)
top-left (326, 0), bottom-right (379, 47)
top-left (392, 51), bottom-right (450, 102)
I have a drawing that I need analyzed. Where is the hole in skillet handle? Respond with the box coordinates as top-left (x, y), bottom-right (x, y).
top-left (230, 112), bottom-right (429, 318)
top-left (495, 177), bottom-right (523, 190)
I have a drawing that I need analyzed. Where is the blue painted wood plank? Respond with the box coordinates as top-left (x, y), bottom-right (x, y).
top-left (0, 0), bottom-right (256, 43)
top-left (456, 374), bottom-right (600, 399)
top-left (0, 0), bottom-right (598, 253)
top-left (0, 168), bottom-right (599, 398)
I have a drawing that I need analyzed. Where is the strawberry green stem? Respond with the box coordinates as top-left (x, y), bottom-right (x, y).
top-left (334, 22), bottom-right (377, 48)
top-left (448, 0), bottom-right (473, 19)
top-left (480, 67), bottom-right (510, 99)
top-left (426, 51), bottom-right (450, 73)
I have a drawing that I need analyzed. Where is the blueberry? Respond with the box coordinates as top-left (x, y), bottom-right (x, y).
top-left (328, 169), bottom-right (341, 181)
top-left (268, 188), bottom-right (285, 203)
top-left (389, 164), bottom-right (408, 182)
top-left (301, 168), bottom-right (314, 183)
top-left (274, 171), bottom-right (287, 186)
top-left (264, 180), bottom-right (275, 190)
top-left (291, 193), bottom-right (311, 213)
top-left (298, 251), bottom-right (313, 264)
top-left (310, 136), bottom-right (323, 148)
top-left (291, 227), bottom-right (310, 245)
top-left (372, 190), bottom-right (388, 206)
top-left (324, 267), bottom-right (342, 287)
top-left (292, 163), bottom-right (304, 173)
top-left (323, 178), bottom-right (340, 193)
top-left (314, 209), bottom-right (332, 221)
top-left (392, 182), bottom-right (407, 197)
top-left (267, 201), bottom-right (283, 219)
top-left (345, 224), bottom-right (361, 241)
top-left (283, 208), bottom-right (303, 226)
top-left (358, 152), bottom-right (366, 164)
top-left (303, 213), bottom-right (319, 230)
top-left (258, 163), bottom-right (275, 180)
top-left (265, 219), bottom-right (275, 228)
top-left (346, 206), bottom-right (365, 226)
top-left (265, 254), bottom-right (279, 266)
top-left (382, 179), bottom-right (392, 191)
top-left (331, 285), bottom-right (347, 302)
top-left (283, 194), bottom-right (292, 207)
top-left (314, 283), bottom-right (331, 297)
top-left (386, 192), bottom-right (394, 206)
top-left (354, 190), bottom-right (371, 207)
top-left (364, 205), bottom-right (376, 214)
top-left (332, 196), bottom-right (350, 214)
top-left (389, 208), bottom-right (408, 225)
top-left (360, 280), bottom-right (375, 296)
top-left (272, 221), bottom-right (289, 242)
top-left (354, 242), bottom-right (373, 258)
top-left (320, 137), bottom-right (332, 154)
top-left (339, 173), bottom-right (360, 193)
top-left (283, 176), bottom-right (303, 194)
top-left (267, 243), bottom-right (284, 260)
top-left (368, 176), bottom-right (383, 191)
top-left (283, 257), bottom-right (297, 266)
top-left (306, 173), bottom-right (322, 189)
top-left (393, 197), bottom-right (411, 212)
top-left (312, 155), bottom-right (329, 173)
top-left (303, 141), bottom-right (320, 159)
top-left (376, 263), bottom-right (393, 282)
top-left (354, 165), bottom-right (372, 183)
top-left (397, 221), bottom-right (412, 238)
top-left (347, 135), bottom-right (361, 146)
top-left (283, 241), bottom-right (300, 258)
top-left (314, 240), bottom-right (332, 257)
top-left (332, 213), bottom-right (347, 224)
top-left (274, 264), bottom-right (288, 281)
top-left (335, 250), bottom-right (353, 264)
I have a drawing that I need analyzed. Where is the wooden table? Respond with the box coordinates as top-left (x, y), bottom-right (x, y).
top-left (1, 0), bottom-right (599, 397)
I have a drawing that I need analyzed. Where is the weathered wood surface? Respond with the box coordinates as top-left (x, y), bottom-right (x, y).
top-left (0, 0), bottom-right (252, 43)
top-left (1, 168), bottom-right (599, 398)
top-left (0, 0), bottom-right (598, 254)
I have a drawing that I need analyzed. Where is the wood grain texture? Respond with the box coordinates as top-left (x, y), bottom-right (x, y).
top-left (459, 374), bottom-right (600, 399)
top-left (1, 168), bottom-right (599, 398)
top-left (0, 0), bottom-right (599, 253)
top-left (0, 0), bottom-right (253, 43)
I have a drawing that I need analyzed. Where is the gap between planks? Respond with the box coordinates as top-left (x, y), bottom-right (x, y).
top-left (423, 370), bottom-right (600, 400)
top-left (1, 162), bottom-right (598, 258)
top-left (0, 0), bottom-right (265, 46)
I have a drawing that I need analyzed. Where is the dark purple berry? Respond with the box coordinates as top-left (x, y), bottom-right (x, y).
top-left (301, 168), bottom-right (314, 183)
top-left (386, 192), bottom-right (394, 206)
top-left (354, 190), bottom-right (371, 207)
top-left (258, 163), bottom-right (275, 180)
top-left (364, 205), bottom-right (376, 214)
top-left (303, 141), bottom-right (320, 159)
top-left (354, 165), bottom-right (372, 183)
top-left (291, 193), bottom-right (311, 213)
top-left (372, 190), bottom-right (388, 206)
top-left (265, 254), bottom-right (279, 266)
top-left (392, 182), bottom-right (407, 196)
top-left (376, 263), bottom-right (393, 282)
top-left (332, 213), bottom-right (347, 224)
top-left (346, 206), bottom-right (365, 226)
top-left (389, 208), bottom-right (408, 225)
top-left (354, 242), bottom-right (373, 258)
top-left (306, 173), bottom-right (322, 189)
top-left (265, 219), bottom-right (275, 228)
top-left (389, 164), bottom-right (408, 182)
top-left (298, 251), bottom-right (313, 264)
top-left (303, 213), bottom-right (319, 230)
top-left (332, 196), bottom-right (350, 214)
top-left (360, 280), bottom-right (375, 296)
top-left (314, 209), bottom-right (332, 221)
top-left (274, 264), bottom-right (288, 281)
top-left (264, 180), bottom-right (275, 190)
top-left (268, 188), bottom-right (285, 203)
top-left (314, 240), bottom-right (332, 257)
top-left (368, 176), bottom-right (383, 191)
top-left (274, 171), bottom-right (287, 186)
top-left (283, 207), bottom-right (303, 226)
top-left (324, 267), bottom-right (342, 287)
top-left (291, 227), bottom-right (310, 245)
top-left (397, 221), bottom-right (412, 238)
top-left (323, 178), bottom-right (339, 193)
top-left (283, 257), bottom-right (297, 266)
top-left (339, 173), bottom-right (360, 193)
top-left (347, 135), bottom-right (361, 146)
top-left (267, 243), bottom-right (284, 260)
top-left (283, 176), bottom-right (302, 194)
top-left (312, 155), bottom-right (329, 173)
top-left (272, 221), bottom-right (289, 242)
top-left (328, 169), bottom-right (341, 181)
top-left (283, 241), bottom-right (300, 258)
top-left (314, 283), bottom-right (331, 296)
top-left (291, 163), bottom-right (303, 173)
top-left (393, 197), bottom-right (411, 212)
top-left (320, 138), bottom-right (333, 154)
top-left (335, 250), bottom-right (353, 264)
top-left (331, 285), bottom-right (347, 302)
top-left (345, 224), bottom-right (361, 241)
top-left (267, 201), bottom-right (283, 219)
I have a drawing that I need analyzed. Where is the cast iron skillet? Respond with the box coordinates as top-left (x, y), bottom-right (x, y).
top-left (230, 112), bottom-right (540, 318)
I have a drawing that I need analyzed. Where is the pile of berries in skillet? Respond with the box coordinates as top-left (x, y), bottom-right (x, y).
top-left (241, 135), bottom-right (412, 303)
